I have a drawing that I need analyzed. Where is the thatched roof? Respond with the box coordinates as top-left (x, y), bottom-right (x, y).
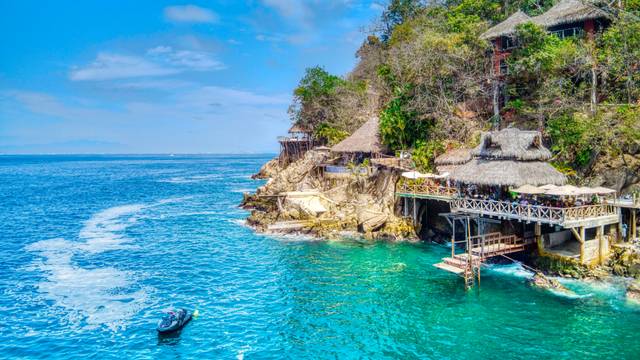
top-left (532, 0), bottom-right (610, 28)
top-left (289, 124), bottom-right (310, 133)
top-left (449, 160), bottom-right (567, 187)
top-left (436, 165), bottom-right (458, 175)
top-left (480, 10), bottom-right (532, 40)
top-left (331, 117), bottom-right (385, 154)
top-left (473, 128), bottom-right (552, 161)
top-left (435, 148), bottom-right (472, 165)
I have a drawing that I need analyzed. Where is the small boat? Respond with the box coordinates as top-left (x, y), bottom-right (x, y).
top-left (157, 308), bottom-right (192, 334)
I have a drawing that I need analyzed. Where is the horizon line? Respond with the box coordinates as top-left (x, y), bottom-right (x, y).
top-left (0, 152), bottom-right (278, 156)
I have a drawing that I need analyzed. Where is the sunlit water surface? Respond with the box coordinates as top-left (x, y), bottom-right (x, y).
top-left (0, 155), bottom-right (638, 359)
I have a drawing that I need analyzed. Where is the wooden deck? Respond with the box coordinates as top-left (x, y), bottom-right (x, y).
top-left (434, 232), bottom-right (533, 280)
top-left (396, 181), bottom-right (457, 200)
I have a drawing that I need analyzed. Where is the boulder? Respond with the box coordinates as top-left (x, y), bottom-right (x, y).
top-left (626, 280), bottom-right (640, 304)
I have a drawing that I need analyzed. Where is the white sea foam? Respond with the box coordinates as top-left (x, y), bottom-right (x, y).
top-left (485, 262), bottom-right (535, 279)
top-left (26, 203), bottom-right (151, 331)
top-left (159, 174), bottom-right (221, 184)
top-left (229, 219), bottom-right (249, 227)
top-left (230, 188), bottom-right (254, 194)
top-left (267, 232), bottom-right (320, 243)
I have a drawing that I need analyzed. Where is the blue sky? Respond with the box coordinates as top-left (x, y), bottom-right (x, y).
top-left (0, 1), bottom-right (384, 154)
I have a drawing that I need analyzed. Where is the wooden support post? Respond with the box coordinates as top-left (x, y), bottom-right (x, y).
top-left (451, 219), bottom-right (456, 258)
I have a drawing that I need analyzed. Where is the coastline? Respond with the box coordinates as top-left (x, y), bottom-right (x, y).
top-left (242, 152), bottom-right (640, 300)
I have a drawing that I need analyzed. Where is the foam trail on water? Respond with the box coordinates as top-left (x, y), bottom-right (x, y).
top-left (26, 204), bottom-right (150, 331)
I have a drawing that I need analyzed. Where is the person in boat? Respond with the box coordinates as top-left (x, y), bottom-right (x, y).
top-left (157, 308), bottom-right (192, 334)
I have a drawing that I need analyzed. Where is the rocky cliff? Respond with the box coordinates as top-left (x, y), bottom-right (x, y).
top-left (241, 150), bottom-right (416, 241)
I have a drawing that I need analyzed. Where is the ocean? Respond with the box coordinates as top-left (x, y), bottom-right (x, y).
top-left (0, 154), bottom-right (638, 359)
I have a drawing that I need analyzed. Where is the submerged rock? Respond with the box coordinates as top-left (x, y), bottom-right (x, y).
top-left (626, 280), bottom-right (640, 304)
top-left (529, 272), bottom-right (577, 296)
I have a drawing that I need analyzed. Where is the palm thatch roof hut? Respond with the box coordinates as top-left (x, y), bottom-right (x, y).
top-left (480, 10), bottom-right (531, 40)
top-left (473, 128), bottom-right (551, 161)
top-left (531, 0), bottom-right (610, 28)
top-left (289, 123), bottom-right (310, 134)
top-left (434, 148), bottom-right (472, 174)
top-left (331, 116), bottom-right (385, 154)
top-left (450, 128), bottom-right (566, 187)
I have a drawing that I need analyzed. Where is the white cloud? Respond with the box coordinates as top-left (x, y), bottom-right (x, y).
top-left (255, 34), bottom-right (282, 42)
top-left (70, 53), bottom-right (179, 81)
top-left (260, 0), bottom-right (354, 29)
top-left (261, 0), bottom-right (307, 20)
top-left (178, 86), bottom-right (290, 108)
top-left (5, 88), bottom-right (289, 153)
top-left (71, 47), bottom-right (224, 81)
top-left (147, 46), bottom-right (225, 70)
top-left (370, 2), bottom-right (385, 12)
top-left (109, 79), bottom-right (194, 90)
top-left (164, 5), bottom-right (219, 24)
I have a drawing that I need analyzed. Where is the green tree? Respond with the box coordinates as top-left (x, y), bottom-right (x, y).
top-left (380, 0), bottom-right (424, 42)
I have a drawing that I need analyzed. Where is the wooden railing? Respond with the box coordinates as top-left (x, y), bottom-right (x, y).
top-left (450, 198), bottom-right (618, 225)
top-left (563, 204), bottom-right (618, 221)
top-left (397, 180), bottom-right (457, 198)
top-left (468, 232), bottom-right (533, 259)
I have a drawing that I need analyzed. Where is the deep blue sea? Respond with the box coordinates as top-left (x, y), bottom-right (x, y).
top-left (1, 154), bottom-right (639, 359)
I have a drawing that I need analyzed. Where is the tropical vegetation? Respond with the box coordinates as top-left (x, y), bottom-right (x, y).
top-left (288, 0), bottom-right (640, 180)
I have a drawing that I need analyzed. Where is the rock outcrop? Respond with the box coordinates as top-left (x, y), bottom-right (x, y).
top-left (609, 245), bottom-right (640, 278)
top-left (241, 150), bottom-right (417, 241)
top-left (528, 272), bottom-right (576, 296)
top-left (251, 157), bottom-right (282, 180)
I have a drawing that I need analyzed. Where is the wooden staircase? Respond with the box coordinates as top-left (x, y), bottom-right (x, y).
top-left (434, 232), bottom-right (533, 289)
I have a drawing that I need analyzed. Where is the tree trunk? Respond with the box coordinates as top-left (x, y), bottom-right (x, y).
top-left (492, 79), bottom-right (500, 129)
top-left (591, 65), bottom-right (597, 115)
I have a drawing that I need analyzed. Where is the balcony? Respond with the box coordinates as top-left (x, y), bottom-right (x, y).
top-left (396, 180), bottom-right (457, 200)
top-left (450, 198), bottom-right (619, 228)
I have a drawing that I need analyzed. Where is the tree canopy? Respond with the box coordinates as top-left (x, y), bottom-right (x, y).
top-left (288, 0), bottom-right (640, 178)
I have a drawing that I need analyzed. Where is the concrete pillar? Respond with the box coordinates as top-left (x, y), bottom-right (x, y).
top-left (632, 210), bottom-right (637, 242)
top-left (403, 197), bottom-right (408, 217)
top-left (535, 222), bottom-right (543, 253)
top-left (617, 211), bottom-right (623, 243)
top-left (597, 225), bottom-right (604, 265)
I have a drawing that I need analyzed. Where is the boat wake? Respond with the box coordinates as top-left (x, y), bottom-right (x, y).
top-left (26, 203), bottom-right (155, 332)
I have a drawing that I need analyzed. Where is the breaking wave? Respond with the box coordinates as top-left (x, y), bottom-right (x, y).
top-left (159, 174), bottom-right (221, 184)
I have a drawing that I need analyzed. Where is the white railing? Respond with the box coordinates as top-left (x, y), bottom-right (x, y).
top-left (450, 198), bottom-right (617, 225)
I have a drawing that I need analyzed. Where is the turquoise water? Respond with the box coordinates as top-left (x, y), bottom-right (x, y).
top-left (0, 155), bottom-right (638, 359)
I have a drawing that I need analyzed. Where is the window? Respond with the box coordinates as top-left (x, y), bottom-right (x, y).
top-left (499, 59), bottom-right (508, 75)
top-left (501, 36), bottom-right (519, 50)
top-left (550, 27), bottom-right (584, 39)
